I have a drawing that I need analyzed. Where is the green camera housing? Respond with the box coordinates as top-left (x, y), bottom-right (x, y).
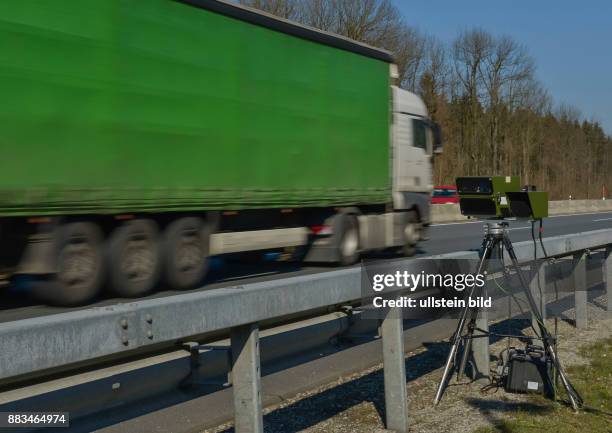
top-left (456, 176), bottom-right (548, 220)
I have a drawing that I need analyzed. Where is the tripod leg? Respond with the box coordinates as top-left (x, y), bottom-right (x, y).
top-left (432, 326), bottom-right (464, 406)
top-left (458, 241), bottom-right (502, 380)
top-left (433, 236), bottom-right (496, 405)
top-left (502, 235), bottom-right (583, 410)
top-left (457, 315), bottom-right (475, 380)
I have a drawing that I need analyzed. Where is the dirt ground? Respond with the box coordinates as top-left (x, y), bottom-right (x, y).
top-left (205, 295), bottom-right (612, 433)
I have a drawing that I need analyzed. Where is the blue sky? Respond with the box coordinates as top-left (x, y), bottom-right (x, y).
top-left (392, 0), bottom-right (612, 134)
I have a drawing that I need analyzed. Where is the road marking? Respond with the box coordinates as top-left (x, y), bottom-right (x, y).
top-left (549, 211), bottom-right (612, 218)
top-left (593, 217), bottom-right (612, 222)
top-left (508, 227), bottom-right (531, 231)
top-left (431, 220), bottom-right (481, 227)
top-left (221, 271), bottom-right (279, 281)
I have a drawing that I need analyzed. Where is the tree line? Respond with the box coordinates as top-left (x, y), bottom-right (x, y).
top-left (240, 0), bottom-right (611, 200)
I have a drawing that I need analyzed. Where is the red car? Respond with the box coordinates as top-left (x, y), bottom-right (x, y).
top-left (432, 185), bottom-right (459, 204)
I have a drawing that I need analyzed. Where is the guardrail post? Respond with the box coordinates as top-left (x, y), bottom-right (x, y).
top-left (573, 252), bottom-right (588, 328)
top-left (231, 323), bottom-right (263, 433)
top-left (605, 247), bottom-right (612, 317)
top-left (530, 261), bottom-right (547, 330)
top-left (381, 305), bottom-right (408, 433)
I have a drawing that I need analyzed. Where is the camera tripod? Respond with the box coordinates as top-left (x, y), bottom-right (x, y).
top-left (433, 221), bottom-right (583, 410)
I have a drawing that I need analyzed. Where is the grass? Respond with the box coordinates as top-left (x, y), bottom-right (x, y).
top-left (474, 337), bottom-right (612, 433)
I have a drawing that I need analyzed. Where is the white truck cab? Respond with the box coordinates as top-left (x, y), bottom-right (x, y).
top-left (391, 86), bottom-right (437, 225)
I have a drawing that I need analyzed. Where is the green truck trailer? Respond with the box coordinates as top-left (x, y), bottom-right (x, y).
top-left (0, 0), bottom-right (440, 305)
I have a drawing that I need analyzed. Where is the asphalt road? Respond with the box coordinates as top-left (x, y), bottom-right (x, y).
top-left (423, 210), bottom-right (612, 256)
top-left (1, 211), bottom-right (611, 323)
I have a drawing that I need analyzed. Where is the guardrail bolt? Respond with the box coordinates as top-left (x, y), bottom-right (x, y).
top-left (122, 336), bottom-right (129, 346)
top-left (145, 314), bottom-right (153, 324)
top-left (147, 330), bottom-right (153, 340)
top-left (120, 318), bottom-right (128, 330)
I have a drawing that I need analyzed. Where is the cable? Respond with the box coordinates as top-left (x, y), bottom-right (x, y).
top-left (503, 245), bottom-right (511, 359)
top-left (582, 405), bottom-right (612, 418)
top-left (537, 218), bottom-right (563, 400)
top-left (531, 220), bottom-right (545, 331)
top-left (491, 268), bottom-right (530, 315)
top-left (512, 222), bottom-right (583, 407)
top-left (531, 219), bottom-right (562, 399)
top-left (496, 248), bottom-right (544, 337)
top-left (502, 221), bottom-right (577, 403)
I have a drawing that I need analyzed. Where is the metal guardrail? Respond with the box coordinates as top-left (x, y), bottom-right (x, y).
top-left (0, 229), bottom-right (611, 432)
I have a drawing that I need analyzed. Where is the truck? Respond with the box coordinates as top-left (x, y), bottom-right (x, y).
top-left (0, 0), bottom-right (441, 305)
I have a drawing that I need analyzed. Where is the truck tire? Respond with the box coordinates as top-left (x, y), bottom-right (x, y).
top-left (331, 213), bottom-right (360, 266)
top-left (31, 222), bottom-right (105, 306)
top-left (107, 219), bottom-right (161, 297)
top-left (399, 210), bottom-right (420, 257)
top-left (162, 217), bottom-right (210, 290)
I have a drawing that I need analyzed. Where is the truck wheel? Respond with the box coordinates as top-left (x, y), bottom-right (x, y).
top-left (31, 222), bottom-right (105, 306)
top-left (162, 217), bottom-right (210, 290)
top-left (107, 219), bottom-right (161, 297)
top-left (332, 214), bottom-right (360, 266)
top-left (399, 210), bottom-right (420, 257)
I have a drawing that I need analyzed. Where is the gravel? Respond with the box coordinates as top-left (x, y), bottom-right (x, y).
top-left (204, 295), bottom-right (611, 433)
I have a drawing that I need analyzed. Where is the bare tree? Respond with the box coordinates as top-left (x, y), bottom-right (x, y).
top-left (395, 26), bottom-right (427, 92)
top-left (298, 0), bottom-right (338, 31)
top-left (239, 0), bottom-right (301, 20)
top-left (333, 0), bottom-right (401, 43)
top-left (418, 36), bottom-right (449, 114)
top-left (450, 29), bottom-right (493, 171)
top-left (480, 35), bottom-right (535, 172)
top-left (452, 29), bottom-right (492, 105)
top-left (481, 36), bottom-right (534, 108)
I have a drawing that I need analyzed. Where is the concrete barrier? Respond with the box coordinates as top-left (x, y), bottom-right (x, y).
top-left (430, 203), bottom-right (463, 223)
top-left (431, 199), bottom-right (612, 224)
top-left (548, 199), bottom-right (612, 216)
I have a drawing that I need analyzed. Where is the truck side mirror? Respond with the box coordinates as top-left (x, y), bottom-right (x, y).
top-left (432, 123), bottom-right (443, 154)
